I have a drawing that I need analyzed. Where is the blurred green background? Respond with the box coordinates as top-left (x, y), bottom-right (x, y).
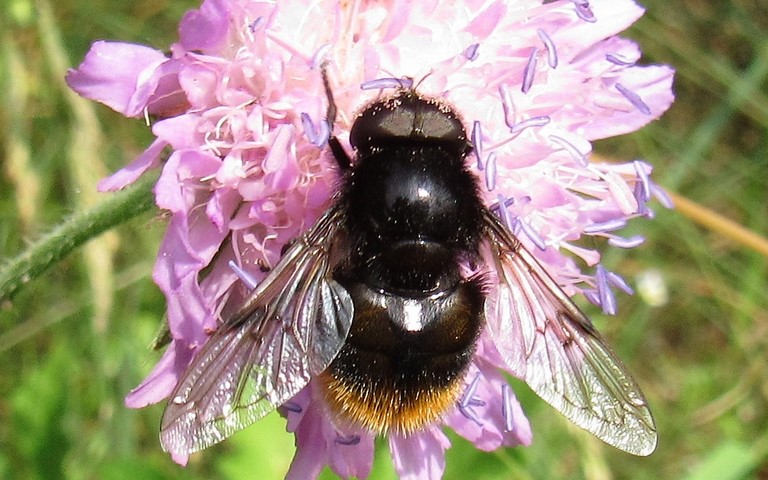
top-left (1, 0), bottom-right (766, 479)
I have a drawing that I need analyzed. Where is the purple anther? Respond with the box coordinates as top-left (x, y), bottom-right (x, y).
top-left (537, 29), bottom-right (558, 69)
top-left (301, 113), bottom-right (330, 147)
top-left (315, 120), bottom-right (330, 147)
top-left (499, 84), bottom-right (516, 129)
top-left (464, 43), bottom-right (480, 61)
top-left (312, 43), bottom-right (332, 69)
top-left (572, 0), bottom-right (597, 23)
top-left (549, 135), bottom-right (588, 166)
top-left (522, 47), bottom-right (539, 94)
top-left (495, 193), bottom-right (515, 232)
top-left (458, 372), bottom-right (484, 427)
top-left (633, 160), bottom-right (652, 202)
top-left (608, 235), bottom-right (645, 249)
top-left (489, 195), bottom-right (515, 213)
top-left (228, 260), bottom-right (258, 291)
top-left (615, 83), bottom-right (652, 115)
top-left (520, 220), bottom-right (547, 251)
top-left (510, 115), bottom-right (551, 134)
top-left (607, 270), bottom-right (635, 295)
top-left (281, 401), bottom-right (302, 414)
top-left (502, 384), bottom-right (515, 432)
top-left (248, 17), bottom-right (265, 33)
top-left (458, 403), bottom-right (483, 427)
top-left (650, 183), bottom-right (674, 208)
top-left (606, 53), bottom-right (636, 67)
top-left (335, 434), bottom-right (361, 446)
top-left (360, 77), bottom-right (413, 90)
top-left (471, 120), bottom-right (484, 167)
top-left (584, 289), bottom-right (601, 307)
top-left (460, 373), bottom-right (482, 408)
top-left (633, 182), bottom-right (649, 217)
top-left (512, 217), bottom-right (522, 236)
top-left (596, 265), bottom-right (617, 315)
top-left (485, 152), bottom-right (497, 191)
top-left (300, 112), bottom-right (318, 144)
top-left (584, 218), bottom-right (627, 234)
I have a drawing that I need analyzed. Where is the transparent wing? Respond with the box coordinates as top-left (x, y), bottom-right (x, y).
top-left (481, 210), bottom-right (657, 456)
top-left (160, 208), bottom-right (353, 455)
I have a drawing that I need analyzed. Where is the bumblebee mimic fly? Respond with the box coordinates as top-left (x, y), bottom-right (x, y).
top-left (159, 69), bottom-right (657, 457)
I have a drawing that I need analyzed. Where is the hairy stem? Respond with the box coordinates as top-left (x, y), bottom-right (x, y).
top-left (0, 174), bottom-right (157, 301)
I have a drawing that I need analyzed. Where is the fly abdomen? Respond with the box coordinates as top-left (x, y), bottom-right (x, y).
top-left (319, 277), bottom-right (484, 434)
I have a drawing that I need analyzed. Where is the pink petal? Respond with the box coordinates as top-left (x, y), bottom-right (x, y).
top-left (177, 60), bottom-right (221, 109)
top-left (66, 41), bottom-right (167, 117)
top-left (96, 138), bottom-right (166, 191)
top-left (206, 187), bottom-right (240, 232)
top-left (152, 218), bottom-right (215, 345)
top-left (285, 404), bottom-right (327, 480)
top-left (124, 341), bottom-right (190, 408)
top-left (178, 0), bottom-right (231, 53)
top-left (138, 57), bottom-right (187, 118)
top-left (389, 427), bottom-right (451, 480)
top-left (445, 360), bottom-right (532, 451)
top-left (584, 65), bottom-right (676, 139)
top-left (153, 150), bottom-right (219, 213)
top-left (557, 0), bottom-right (645, 58)
top-left (282, 387), bottom-right (312, 434)
top-left (285, 386), bottom-right (376, 480)
top-left (328, 430), bottom-right (375, 480)
top-left (152, 114), bottom-right (206, 150)
top-left (463, 0), bottom-right (506, 38)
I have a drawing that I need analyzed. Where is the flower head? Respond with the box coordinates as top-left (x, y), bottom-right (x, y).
top-left (68, 0), bottom-right (673, 477)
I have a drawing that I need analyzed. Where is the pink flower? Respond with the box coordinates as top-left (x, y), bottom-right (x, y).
top-left (67, 0), bottom-right (674, 478)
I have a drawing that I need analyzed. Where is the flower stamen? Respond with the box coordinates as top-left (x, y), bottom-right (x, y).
top-left (335, 434), bottom-right (361, 446)
top-left (596, 264), bottom-right (617, 314)
top-left (464, 43), bottom-right (480, 61)
top-left (312, 43), bottom-right (332, 69)
top-left (520, 220), bottom-right (547, 251)
top-left (494, 193), bottom-right (516, 233)
top-left (522, 47), bottom-right (539, 93)
top-left (471, 120), bottom-right (484, 168)
top-left (608, 235), bottom-right (645, 249)
top-left (537, 29), bottom-right (558, 69)
top-left (458, 372), bottom-right (485, 427)
top-left (502, 384), bottom-right (515, 432)
top-left (571, 0), bottom-right (597, 23)
top-left (633, 160), bottom-right (652, 201)
top-left (607, 270), bottom-right (634, 295)
top-left (360, 77), bottom-right (414, 90)
top-left (615, 83), bottom-right (652, 115)
top-left (584, 219), bottom-right (627, 234)
top-left (549, 135), bottom-right (589, 167)
top-left (651, 184), bottom-right (674, 208)
top-left (498, 84), bottom-right (516, 129)
top-left (606, 53), bottom-right (636, 67)
top-left (228, 260), bottom-right (259, 290)
top-left (485, 153), bottom-right (497, 191)
top-left (282, 401), bottom-right (302, 414)
top-left (301, 112), bottom-right (330, 146)
top-left (510, 115), bottom-right (551, 134)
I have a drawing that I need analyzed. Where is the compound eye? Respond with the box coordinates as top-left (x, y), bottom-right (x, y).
top-left (350, 92), bottom-right (467, 152)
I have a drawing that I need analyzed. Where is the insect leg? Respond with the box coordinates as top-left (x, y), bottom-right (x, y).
top-left (321, 63), bottom-right (353, 171)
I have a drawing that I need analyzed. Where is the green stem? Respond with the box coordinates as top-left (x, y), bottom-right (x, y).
top-left (0, 174), bottom-right (157, 301)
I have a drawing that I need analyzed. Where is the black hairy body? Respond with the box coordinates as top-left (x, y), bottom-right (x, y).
top-left (319, 92), bottom-right (486, 433)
